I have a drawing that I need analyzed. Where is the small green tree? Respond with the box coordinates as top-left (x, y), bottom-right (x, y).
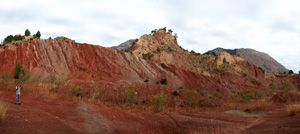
top-left (174, 33), bottom-right (178, 39)
top-left (25, 29), bottom-right (31, 36)
top-left (4, 35), bottom-right (14, 43)
top-left (1, 72), bottom-right (9, 84)
top-left (151, 29), bottom-right (157, 34)
top-left (168, 29), bottom-right (173, 34)
top-left (36, 31), bottom-right (41, 38)
top-left (13, 61), bottom-right (24, 79)
top-left (288, 70), bottom-right (294, 74)
top-left (4, 35), bottom-right (25, 44)
top-left (190, 50), bottom-right (196, 54)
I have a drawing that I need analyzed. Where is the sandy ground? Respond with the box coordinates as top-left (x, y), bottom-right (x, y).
top-left (1, 91), bottom-right (300, 134)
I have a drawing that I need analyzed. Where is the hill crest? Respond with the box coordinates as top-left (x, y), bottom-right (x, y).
top-left (210, 47), bottom-right (289, 73)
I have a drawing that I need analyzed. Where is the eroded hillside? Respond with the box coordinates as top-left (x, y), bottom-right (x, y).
top-left (0, 30), bottom-right (299, 93)
top-left (128, 29), bottom-right (299, 91)
top-left (0, 38), bottom-right (225, 90)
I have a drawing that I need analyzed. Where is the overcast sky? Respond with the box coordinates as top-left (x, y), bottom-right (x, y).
top-left (0, 0), bottom-right (299, 72)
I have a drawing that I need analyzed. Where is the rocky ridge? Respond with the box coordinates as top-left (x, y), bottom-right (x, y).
top-left (111, 39), bottom-right (136, 50)
top-left (211, 48), bottom-right (289, 73)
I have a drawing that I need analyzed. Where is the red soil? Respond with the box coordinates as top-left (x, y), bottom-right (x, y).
top-left (1, 90), bottom-right (300, 134)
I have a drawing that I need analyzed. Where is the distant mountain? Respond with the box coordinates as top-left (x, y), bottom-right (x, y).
top-left (211, 48), bottom-right (289, 73)
top-left (111, 39), bottom-right (135, 50)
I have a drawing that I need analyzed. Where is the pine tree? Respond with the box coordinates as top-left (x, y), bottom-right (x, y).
top-left (14, 61), bottom-right (24, 79)
top-left (25, 29), bottom-right (31, 36)
top-left (36, 31), bottom-right (41, 38)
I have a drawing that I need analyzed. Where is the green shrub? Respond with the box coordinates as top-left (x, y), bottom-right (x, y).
top-left (269, 83), bottom-right (285, 90)
top-left (13, 61), bottom-right (24, 79)
top-left (254, 90), bottom-right (264, 98)
top-left (48, 74), bottom-right (62, 92)
top-left (122, 48), bottom-right (129, 52)
top-left (203, 51), bottom-right (210, 55)
top-left (240, 90), bottom-right (254, 100)
top-left (213, 91), bottom-right (223, 98)
top-left (211, 51), bottom-right (216, 56)
top-left (245, 81), bottom-right (254, 86)
top-left (123, 88), bottom-right (135, 103)
top-left (48, 74), bottom-right (60, 85)
top-left (19, 71), bottom-right (30, 83)
top-left (185, 90), bottom-right (196, 108)
top-left (172, 90), bottom-right (179, 96)
top-left (156, 47), bottom-right (160, 52)
top-left (215, 66), bottom-right (220, 73)
top-left (1, 72), bottom-right (9, 84)
top-left (90, 87), bottom-right (100, 99)
top-left (71, 85), bottom-right (82, 97)
top-left (258, 67), bottom-right (265, 74)
top-left (223, 57), bottom-right (226, 63)
top-left (190, 50), bottom-right (196, 54)
top-left (151, 92), bottom-right (169, 112)
top-left (137, 82), bottom-right (144, 87)
top-left (160, 78), bottom-right (167, 84)
top-left (4, 34), bottom-right (25, 44)
top-left (190, 59), bottom-right (196, 64)
top-left (200, 91), bottom-right (206, 96)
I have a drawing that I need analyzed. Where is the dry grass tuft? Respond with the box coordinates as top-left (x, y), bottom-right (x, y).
top-left (0, 100), bottom-right (8, 123)
top-left (287, 104), bottom-right (300, 116)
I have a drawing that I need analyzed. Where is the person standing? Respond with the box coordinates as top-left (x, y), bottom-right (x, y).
top-left (15, 83), bottom-right (21, 105)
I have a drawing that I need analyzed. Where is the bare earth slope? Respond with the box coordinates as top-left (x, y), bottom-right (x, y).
top-left (0, 38), bottom-right (224, 89)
